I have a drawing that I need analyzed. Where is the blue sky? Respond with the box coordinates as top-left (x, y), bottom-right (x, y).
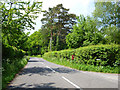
top-left (26, 0), bottom-right (95, 35)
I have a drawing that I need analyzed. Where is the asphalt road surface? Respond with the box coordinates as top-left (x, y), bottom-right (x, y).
top-left (8, 57), bottom-right (119, 90)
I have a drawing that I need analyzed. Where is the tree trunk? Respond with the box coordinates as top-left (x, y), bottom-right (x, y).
top-left (50, 32), bottom-right (52, 51)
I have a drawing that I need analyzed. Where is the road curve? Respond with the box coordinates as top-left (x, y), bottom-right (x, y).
top-left (8, 57), bottom-right (119, 90)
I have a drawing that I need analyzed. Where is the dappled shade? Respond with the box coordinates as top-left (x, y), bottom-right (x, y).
top-left (19, 67), bottom-right (77, 76)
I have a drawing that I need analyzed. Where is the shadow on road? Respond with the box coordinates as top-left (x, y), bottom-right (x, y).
top-left (8, 82), bottom-right (55, 88)
top-left (54, 67), bottom-right (77, 73)
top-left (19, 67), bottom-right (52, 76)
top-left (19, 67), bottom-right (77, 76)
top-left (28, 60), bottom-right (44, 62)
top-left (8, 82), bottom-right (80, 90)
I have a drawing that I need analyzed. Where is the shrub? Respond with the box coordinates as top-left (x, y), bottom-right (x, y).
top-left (43, 44), bottom-right (120, 67)
top-left (2, 44), bottom-right (25, 62)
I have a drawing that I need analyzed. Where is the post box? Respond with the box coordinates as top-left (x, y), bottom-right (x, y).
top-left (72, 55), bottom-right (75, 60)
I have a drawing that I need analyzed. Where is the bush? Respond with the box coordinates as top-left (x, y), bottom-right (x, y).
top-left (2, 43), bottom-right (25, 62)
top-left (43, 44), bottom-right (120, 67)
top-left (2, 58), bottom-right (28, 89)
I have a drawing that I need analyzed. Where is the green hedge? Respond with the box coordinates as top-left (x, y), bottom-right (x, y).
top-left (43, 44), bottom-right (120, 67)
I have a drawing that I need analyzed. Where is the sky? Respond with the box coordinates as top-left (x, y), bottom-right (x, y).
top-left (26, 0), bottom-right (95, 35)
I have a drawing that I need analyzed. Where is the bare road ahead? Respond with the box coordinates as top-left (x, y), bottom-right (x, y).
top-left (8, 57), bottom-right (119, 90)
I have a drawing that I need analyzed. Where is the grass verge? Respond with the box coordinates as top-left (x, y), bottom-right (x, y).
top-left (43, 57), bottom-right (119, 74)
top-left (2, 56), bottom-right (29, 89)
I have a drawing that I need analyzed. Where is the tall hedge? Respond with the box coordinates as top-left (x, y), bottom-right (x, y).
top-left (43, 44), bottom-right (120, 67)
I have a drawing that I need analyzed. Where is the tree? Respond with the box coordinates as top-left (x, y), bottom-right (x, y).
top-left (93, 2), bottom-right (120, 29)
top-left (1, 0), bottom-right (42, 59)
top-left (41, 4), bottom-right (76, 51)
top-left (66, 15), bottom-right (85, 48)
top-left (26, 29), bottom-right (49, 55)
top-left (1, 1), bottom-right (42, 47)
top-left (66, 15), bottom-right (104, 48)
top-left (27, 30), bottom-right (41, 55)
top-left (104, 26), bottom-right (120, 44)
top-left (93, 1), bottom-right (120, 44)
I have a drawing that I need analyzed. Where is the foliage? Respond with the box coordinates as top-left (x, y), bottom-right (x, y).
top-left (93, 2), bottom-right (120, 28)
top-left (43, 44), bottom-right (120, 67)
top-left (93, 2), bottom-right (120, 44)
top-left (104, 26), bottom-right (120, 44)
top-left (30, 55), bottom-right (42, 58)
top-left (43, 57), bottom-right (119, 74)
top-left (41, 4), bottom-right (76, 51)
top-left (2, 43), bottom-right (25, 62)
top-left (66, 15), bottom-right (104, 48)
top-left (1, 0), bottom-right (42, 61)
top-left (2, 57), bottom-right (28, 89)
top-left (26, 31), bottom-right (42, 55)
top-left (1, 1), bottom-right (42, 46)
top-left (66, 2), bottom-right (120, 48)
top-left (26, 29), bottom-right (48, 56)
top-left (1, 1), bottom-right (42, 88)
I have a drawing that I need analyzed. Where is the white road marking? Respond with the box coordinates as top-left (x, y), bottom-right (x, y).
top-left (46, 66), bottom-right (56, 73)
top-left (42, 62), bottom-right (81, 88)
top-left (41, 62), bottom-right (56, 73)
top-left (62, 76), bottom-right (81, 89)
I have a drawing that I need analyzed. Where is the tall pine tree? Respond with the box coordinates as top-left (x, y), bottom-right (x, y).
top-left (41, 4), bottom-right (76, 51)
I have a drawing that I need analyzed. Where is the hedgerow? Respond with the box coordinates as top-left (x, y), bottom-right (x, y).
top-left (43, 44), bottom-right (120, 71)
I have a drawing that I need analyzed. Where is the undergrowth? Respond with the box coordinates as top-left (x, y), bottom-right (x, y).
top-left (2, 56), bottom-right (29, 89)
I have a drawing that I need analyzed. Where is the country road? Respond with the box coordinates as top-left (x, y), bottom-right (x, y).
top-left (8, 57), bottom-right (119, 90)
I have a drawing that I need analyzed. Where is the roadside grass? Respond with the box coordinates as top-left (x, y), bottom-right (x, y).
top-left (2, 56), bottom-right (29, 89)
top-left (43, 57), bottom-right (119, 74)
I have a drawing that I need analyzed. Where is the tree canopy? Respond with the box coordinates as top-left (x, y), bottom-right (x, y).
top-left (66, 15), bottom-right (104, 48)
top-left (41, 4), bottom-right (76, 51)
top-left (93, 2), bottom-right (120, 28)
top-left (2, 1), bottom-right (120, 57)
top-left (93, 1), bottom-right (120, 44)
top-left (2, 1), bottom-right (42, 47)
top-left (2, 0), bottom-right (42, 60)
